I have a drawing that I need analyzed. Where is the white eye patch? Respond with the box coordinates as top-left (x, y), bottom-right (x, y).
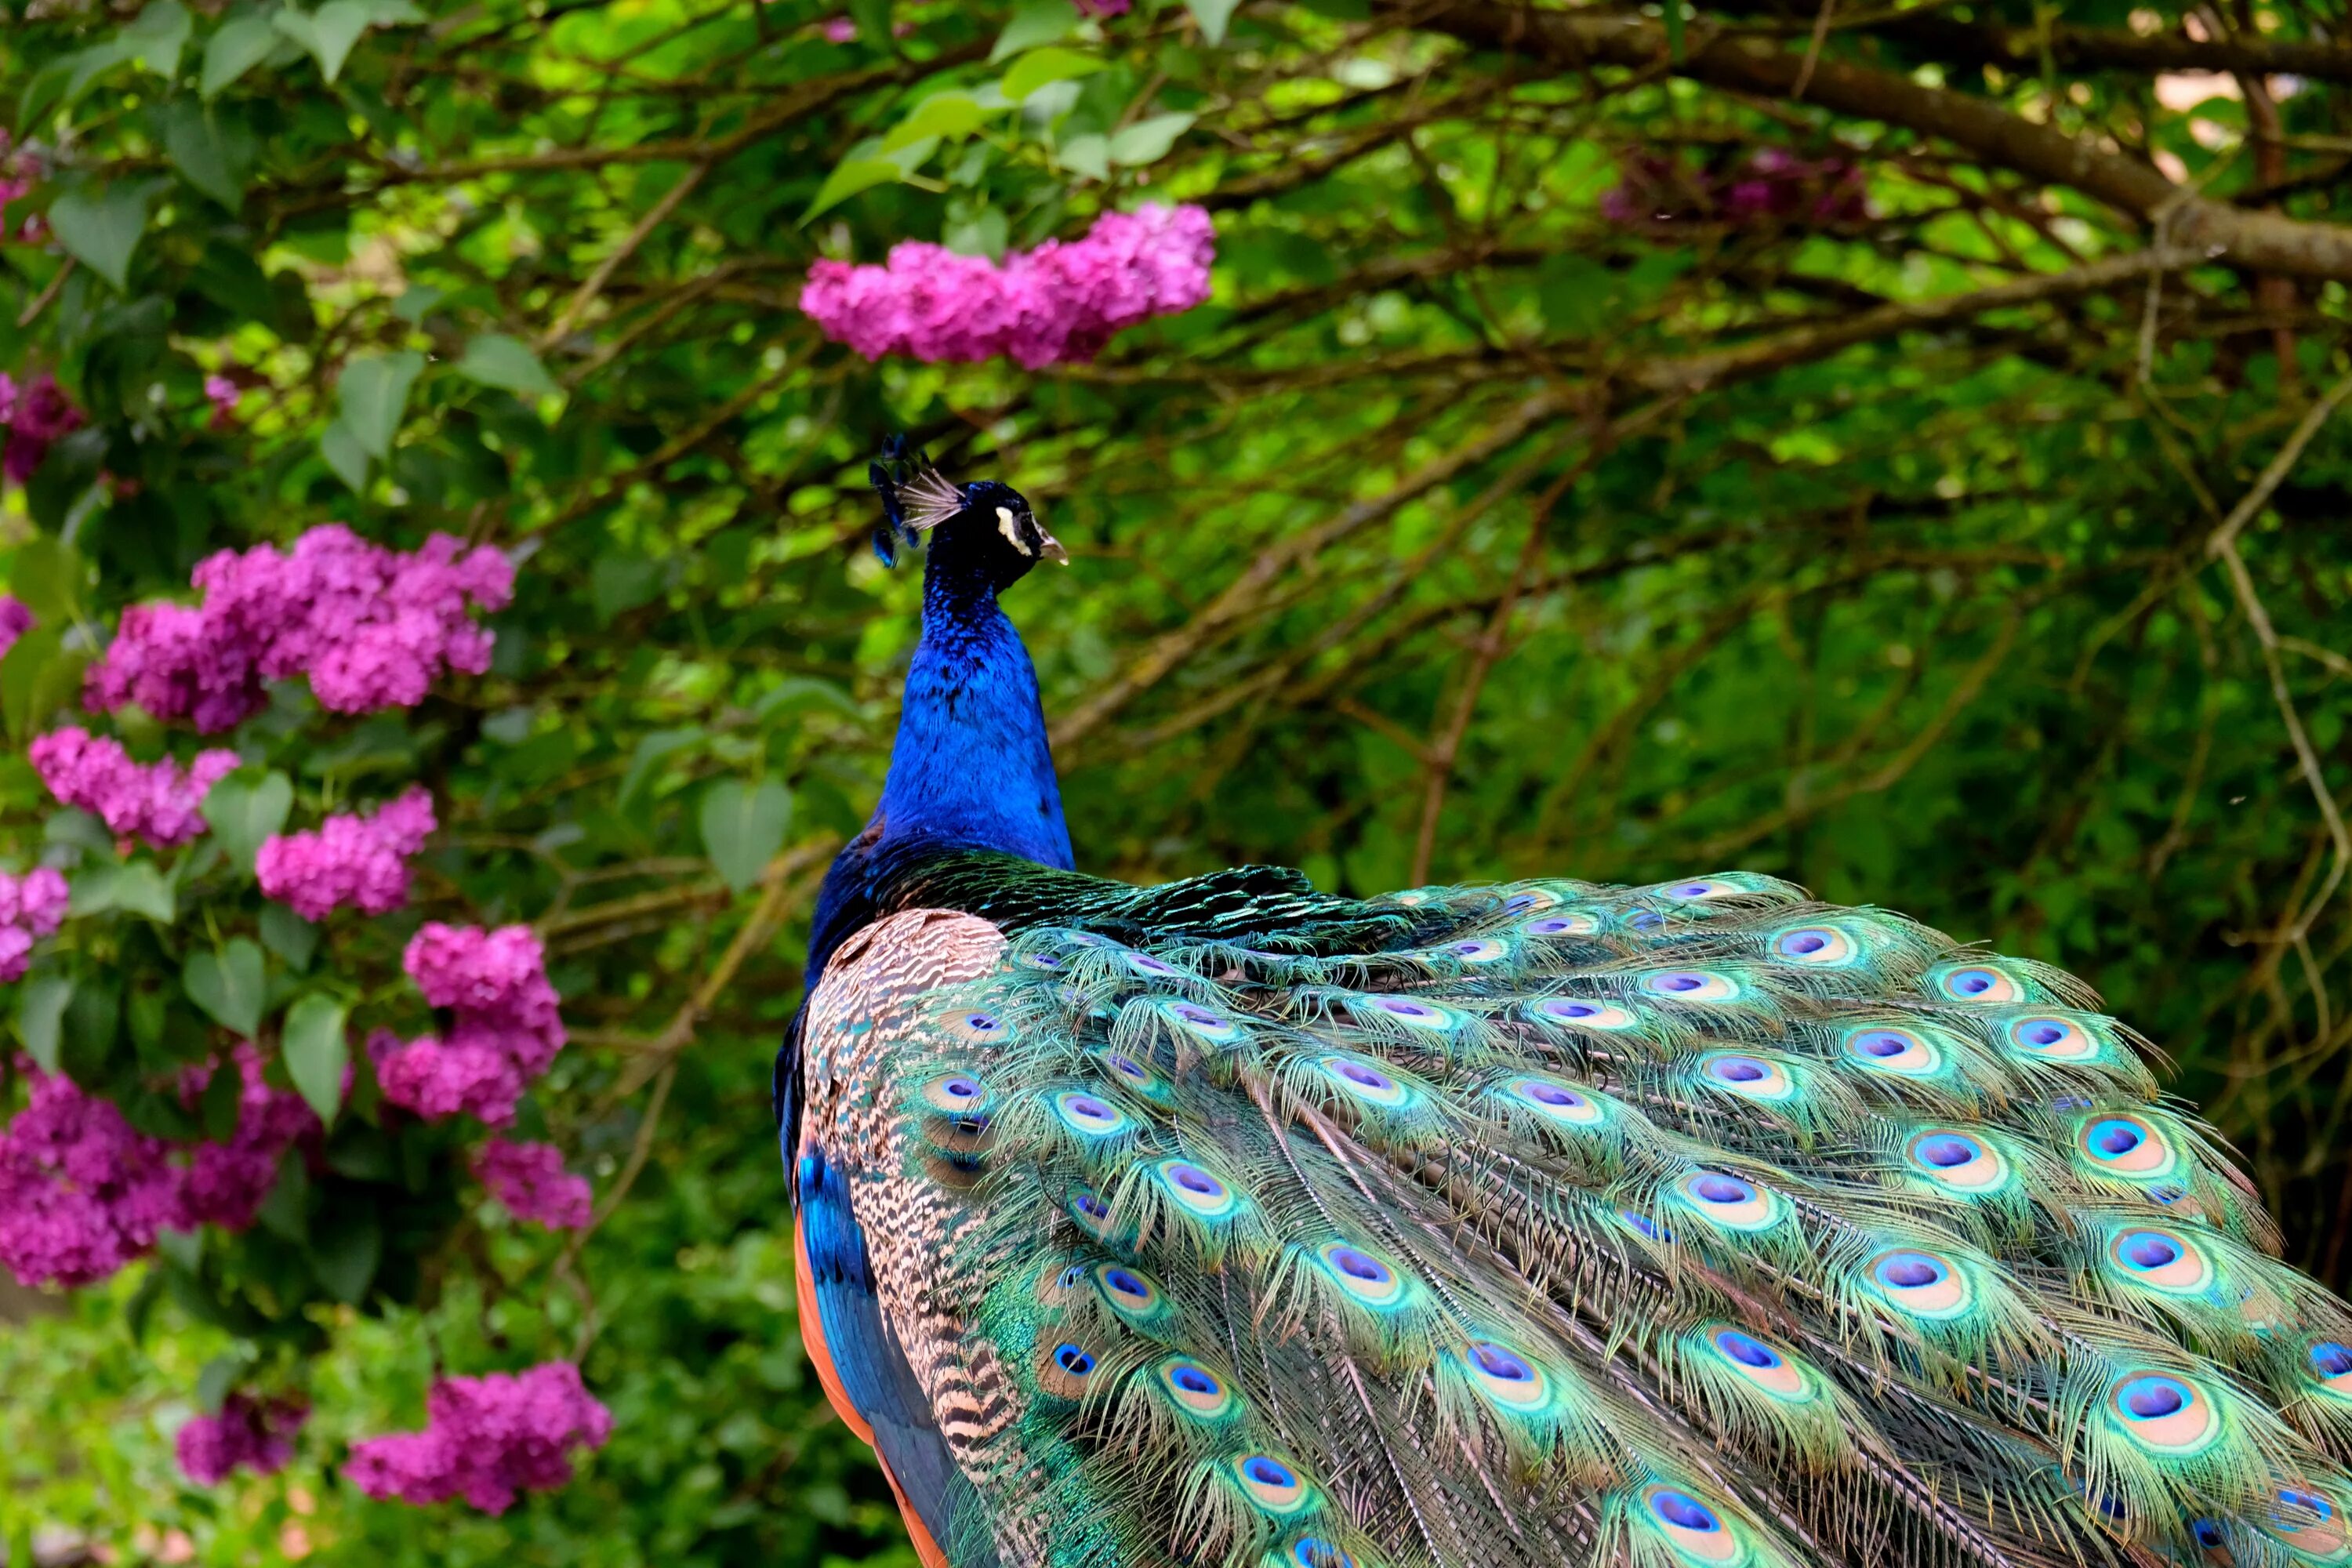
top-left (996, 505), bottom-right (1033, 555)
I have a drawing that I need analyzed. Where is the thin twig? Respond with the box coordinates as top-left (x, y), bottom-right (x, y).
top-left (538, 160), bottom-right (710, 352)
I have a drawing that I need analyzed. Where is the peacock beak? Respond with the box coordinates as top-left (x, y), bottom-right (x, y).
top-left (1036, 528), bottom-right (1069, 565)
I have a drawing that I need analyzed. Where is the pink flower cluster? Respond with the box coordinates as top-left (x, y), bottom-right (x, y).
top-left (180, 1046), bottom-right (320, 1232)
top-left (0, 1066), bottom-right (183, 1288)
top-left (176, 1395), bottom-right (309, 1485)
top-left (0, 1053), bottom-right (319, 1288)
top-left (1602, 147), bottom-right (1867, 229)
top-left (347, 1362), bottom-right (612, 1515)
top-left (0, 866), bottom-right (69, 983)
top-left (471, 1138), bottom-right (592, 1231)
top-left (372, 924), bottom-right (565, 1127)
top-left (0, 594), bottom-right (31, 659)
top-left (0, 371), bottom-right (85, 488)
top-left (256, 787), bottom-right (436, 921)
top-left (28, 726), bottom-right (241, 849)
top-left (85, 524), bottom-right (515, 733)
top-left (800, 202), bottom-right (1214, 368)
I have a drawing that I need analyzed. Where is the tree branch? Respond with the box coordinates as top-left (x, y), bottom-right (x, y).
top-left (1413, 2), bottom-right (2352, 281)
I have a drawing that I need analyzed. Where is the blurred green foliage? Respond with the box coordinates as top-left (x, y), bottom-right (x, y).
top-left (5, 0), bottom-right (2352, 1560)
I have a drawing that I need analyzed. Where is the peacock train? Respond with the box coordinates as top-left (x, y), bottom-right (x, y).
top-left (776, 443), bottom-right (2352, 1568)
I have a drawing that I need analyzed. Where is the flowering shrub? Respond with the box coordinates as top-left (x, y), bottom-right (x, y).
top-left (373, 924), bottom-right (566, 1126)
top-left (800, 203), bottom-right (1215, 366)
top-left (0, 371), bottom-right (83, 487)
top-left (473, 1138), bottom-right (594, 1230)
top-left (86, 524), bottom-right (514, 731)
top-left (0, 1066), bottom-right (186, 1287)
top-left (349, 1362), bottom-right (613, 1514)
top-left (257, 786), bottom-right (438, 920)
top-left (30, 726), bottom-right (240, 848)
top-left (176, 1396), bottom-right (310, 1485)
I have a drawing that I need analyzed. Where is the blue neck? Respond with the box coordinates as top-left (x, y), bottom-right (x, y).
top-left (869, 567), bottom-right (1074, 870)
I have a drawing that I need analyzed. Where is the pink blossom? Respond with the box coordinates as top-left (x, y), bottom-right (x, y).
top-left (471, 1138), bottom-right (591, 1230)
top-left (85, 524), bottom-right (514, 733)
top-left (177, 1394), bottom-right (308, 1485)
top-left (347, 1362), bottom-right (612, 1514)
top-left (0, 866), bottom-right (70, 982)
top-left (0, 1066), bottom-right (184, 1287)
top-left (28, 726), bottom-right (241, 848)
top-left (0, 371), bottom-right (85, 487)
top-left (256, 787), bottom-right (436, 920)
top-left (800, 202), bottom-right (1215, 368)
top-left (180, 1045), bottom-right (321, 1232)
top-left (1073, 0), bottom-right (1129, 15)
top-left (0, 595), bottom-right (31, 659)
top-left (372, 925), bottom-right (565, 1127)
top-left (204, 375), bottom-right (241, 429)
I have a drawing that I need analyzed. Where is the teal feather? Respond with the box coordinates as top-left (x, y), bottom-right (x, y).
top-left (794, 877), bottom-right (2352, 1568)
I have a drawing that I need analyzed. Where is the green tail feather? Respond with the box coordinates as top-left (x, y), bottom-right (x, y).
top-left (826, 865), bottom-right (2352, 1568)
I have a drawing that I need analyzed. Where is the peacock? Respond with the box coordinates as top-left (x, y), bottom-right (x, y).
top-left (777, 442), bottom-right (2352, 1568)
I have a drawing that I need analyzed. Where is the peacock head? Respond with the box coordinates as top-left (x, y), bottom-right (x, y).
top-left (868, 437), bottom-right (1066, 593)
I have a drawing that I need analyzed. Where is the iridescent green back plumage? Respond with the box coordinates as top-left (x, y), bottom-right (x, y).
top-left (803, 868), bottom-right (2352, 1568)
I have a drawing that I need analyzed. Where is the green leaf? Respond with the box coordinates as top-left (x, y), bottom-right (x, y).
top-left (992, 0), bottom-right (1079, 60)
top-left (1057, 133), bottom-right (1109, 181)
top-left (281, 994), bottom-right (348, 1125)
top-left (700, 779), bottom-right (792, 894)
top-left (201, 768), bottom-right (292, 873)
top-left (591, 553), bottom-right (662, 623)
top-left (390, 283), bottom-right (442, 323)
top-left (123, 1), bottom-right (194, 78)
top-left (16, 977), bottom-right (73, 1076)
top-left (10, 534), bottom-right (87, 622)
top-left (336, 350), bottom-right (423, 459)
top-left (800, 158), bottom-right (906, 224)
top-left (46, 182), bottom-right (157, 292)
top-left (203, 13), bottom-right (283, 97)
top-left (320, 419), bottom-right (371, 491)
top-left (454, 332), bottom-right (558, 398)
top-left (260, 902), bottom-right (319, 971)
top-left (362, 0), bottom-right (425, 20)
top-left (1, 629), bottom-right (92, 746)
top-left (257, 1152), bottom-right (308, 1242)
top-left (162, 97), bottom-right (251, 209)
top-left (1664, 0), bottom-right (1684, 60)
top-left (1003, 46), bottom-right (1105, 102)
top-left (184, 939), bottom-right (267, 1037)
top-left (1106, 111), bottom-right (1195, 166)
top-left (309, 1202), bottom-right (380, 1303)
top-left (884, 93), bottom-right (995, 152)
top-left (195, 1352), bottom-right (242, 1416)
top-left (617, 725), bottom-right (706, 809)
top-left (274, 0), bottom-right (373, 84)
top-left (71, 862), bottom-right (176, 924)
top-left (846, 0), bottom-right (891, 46)
top-left (1186, 0), bottom-right (1241, 45)
top-left (199, 1056), bottom-right (243, 1140)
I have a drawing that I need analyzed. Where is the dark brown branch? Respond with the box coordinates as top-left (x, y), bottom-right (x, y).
top-left (1410, 2), bottom-right (2352, 281)
top-left (1864, 13), bottom-right (2352, 86)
